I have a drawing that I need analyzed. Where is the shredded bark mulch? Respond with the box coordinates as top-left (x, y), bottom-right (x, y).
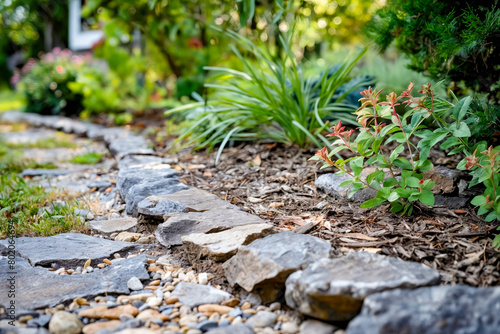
top-left (154, 141), bottom-right (500, 287)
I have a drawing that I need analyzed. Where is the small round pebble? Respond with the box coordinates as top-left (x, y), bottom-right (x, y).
top-left (127, 277), bottom-right (144, 291)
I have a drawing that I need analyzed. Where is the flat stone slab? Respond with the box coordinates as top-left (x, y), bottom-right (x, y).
top-left (150, 188), bottom-right (238, 212)
top-left (171, 282), bottom-right (232, 307)
top-left (206, 324), bottom-right (254, 334)
top-left (137, 198), bottom-right (188, 220)
top-left (0, 233), bottom-right (137, 267)
top-left (117, 155), bottom-right (174, 170)
top-left (0, 128), bottom-right (59, 144)
top-left (182, 223), bottom-right (277, 262)
top-left (88, 218), bottom-right (138, 234)
top-left (108, 136), bottom-right (155, 160)
top-left (20, 169), bottom-right (72, 177)
top-left (0, 255), bottom-right (148, 312)
top-left (117, 167), bottom-right (179, 199)
top-left (155, 208), bottom-right (267, 248)
top-left (223, 231), bottom-right (332, 302)
top-left (285, 252), bottom-right (441, 321)
top-left (346, 285), bottom-right (500, 334)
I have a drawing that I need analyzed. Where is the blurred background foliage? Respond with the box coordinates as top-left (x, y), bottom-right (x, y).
top-left (0, 0), bottom-right (498, 142)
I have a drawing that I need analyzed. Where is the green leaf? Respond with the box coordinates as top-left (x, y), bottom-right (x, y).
top-left (383, 178), bottom-right (399, 187)
top-left (406, 177), bottom-right (421, 188)
top-left (390, 144), bottom-right (405, 162)
top-left (440, 137), bottom-right (460, 150)
top-left (339, 180), bottom-right (354, 187)
top-left (390, 202), bottom-right (404, 213)
top-left (419, 190), bottom-right (435, 206)
top-left (350, 156), bottom-right (364, 176)
top-left (385, 132), bottom-right (406, 145)
top-left (452, 122), bottom-right (471, 138)
top-left (360, 197), bottom-right (386, 209)
top-left (452, 96), bottom-right (472, 123)
top-left (485, 211), bottom-right (500, 222)
top-left (478, 206), bottom-right (490, 215)
top-left (471, 195), bottom-right (486, 206)
top-left (395, 188), bottom-right (412, 198)
top-left (493, 235), bottom-right (500, 249)
top-left (393, 158), bottom-right (413, 170)
top-left (416, 159), bottom-right (434, 172)
top-left (387, 192), bottom-right (400, 202)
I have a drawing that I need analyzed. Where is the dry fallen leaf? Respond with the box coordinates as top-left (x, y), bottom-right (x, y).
top-left (268, 202), bottom-right (284, 208)
top-left (264, 143), bottom-right (278, 149)
top-left (203, 170), bottom-right (213, 177)
top-left (105, 186), bottom-right (114, 194)
top-left (187, 164), bottom-right (206, 170)
top-left (83, 259), bottom-right (91, 270)
top-left (454, 209), bottom-right (467, 214)
top-left (252, 154), bottom-right (262, 166)
top-left (360, 247), bottom-right (382, 254)
top-left (248, 196), bottom-right (264, 203)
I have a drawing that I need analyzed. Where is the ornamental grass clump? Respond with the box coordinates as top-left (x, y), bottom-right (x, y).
top-left (167, 28), bottom-right (370, 162)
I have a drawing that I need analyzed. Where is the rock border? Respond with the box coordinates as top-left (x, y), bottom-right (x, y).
top-left (3, 110), bottom-right (498, 333)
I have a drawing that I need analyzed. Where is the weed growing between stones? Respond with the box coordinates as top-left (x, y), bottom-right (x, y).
top-left (0, 139), bottom-right (88, 238)
top-left (69, 152), bottom-right (103, 165)
top-left (5, 132), bottom-right (77, 149)
top-left (311, 81), bottom-right (500, 248)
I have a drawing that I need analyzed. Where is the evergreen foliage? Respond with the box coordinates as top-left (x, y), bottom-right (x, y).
top-left (367, 0), bottom-right (500, 101)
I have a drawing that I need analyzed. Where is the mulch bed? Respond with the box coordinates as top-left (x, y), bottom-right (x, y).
top-left (155, 141), bottom-right (500, 287)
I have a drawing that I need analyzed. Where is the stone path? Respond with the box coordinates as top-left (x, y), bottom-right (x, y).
top-left (1, 110), bottom-right (499, 334)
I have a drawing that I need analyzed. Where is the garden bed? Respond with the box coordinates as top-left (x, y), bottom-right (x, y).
top-left (160, 141), bottom-right (500, 287)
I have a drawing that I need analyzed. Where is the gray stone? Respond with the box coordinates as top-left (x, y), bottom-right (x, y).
top-left (20, 169), bottom-right (71, 177)
top-left (223, 231), bottom-right (332, 302)
top-left (0, 128), bottom-right (58, 145)
top-left (0, 233), bottom-right (137, 267)
top-left (0, 255), bottom-right (148, 312)
top-left (171, 282), bottom-right (232, 307)
top-left (74, 209), bottom-right (94, 220)
top-left (300, 320), bottom-right (337, 334)
top-left (245, 311), bottom-right (278, 328)
top-left (285, 253), bottom-right (441, 321)
top-left (137, 198), bottom-right (188, 220)
top-left (88, 218), bottom-right (138, 235)
top-left (117, 167), bottom-right (178, 199)
top-left (127, 277), bottom-right (144, 291)
top-left (315, 172), bottom-right (377, 202)
top-left (125, 179), bottom-right (189, 216)
top-left (117, 155), bottom-right (173, 170)
top-left (181, 223), bottom-right (276, 262)
top-left (345, 285), bottom-right (500, 334)
top-left (48, 311), bottom-right (83, 334)
top-left (87, 180), bottom-right (113, 189)
top-left (156, 208), bottom-right (267, 247)
top-left (151, 188), bottom-right (238, 212)
top-left (197, 320), bottom-right (219, 332)
top-left (206, 324), bottom-right (254, 334)
top-left (108, 136), bottom-right (155, 160)
top-left (423, 166), bottom-right (464, 195)
top-left (434, 195), bottom-right (469, 209)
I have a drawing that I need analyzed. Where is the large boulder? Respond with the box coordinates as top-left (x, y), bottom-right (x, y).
top-left (346, 285), bottom-right (500, 334)
top-left (155, 208), bottom-right (266, 248)
top-left (285, 252), bottom-right (441, 321)
top-left (223, 231), bottom-right (332, 302)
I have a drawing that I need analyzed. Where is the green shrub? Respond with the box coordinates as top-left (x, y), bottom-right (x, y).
top-left (366, 0), bottom-right (500, 101)
top-left (18, 48), bottom-right (85, 116)
top-left (168, 29), bottom-right (369, 161)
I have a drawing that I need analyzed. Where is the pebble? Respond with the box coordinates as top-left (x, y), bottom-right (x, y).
top-left (198, 272), bottom-right (209, 285)
top-left (197, 320), bottom-right (219, 332)
top-left (147, 296), bottom-right (162, 307)
top-left (165, 296), bottom-right (179, 305)
top-left (103, 305), bottom-right (139, 319)
top-left (281, 322), bottom-right (300, 334)
top-left (231, 316), bottom-right (243, 325)
top-left (180, 315), bottom-right (198, 327)
top-left (241, 302), bottom-right (252, 310)
top-left (221, 298), bottom-right (240, 307)
top-left (246, 311), bottom-right (278, 328)
top-left (198, 304), bottom-right (234, 315)
top-left (82, 320), bottom-right (121, 334)
top-left (269, 302), bottom-right (281, 311)
top-left (86, 266), bottom-right (94, 273)
top-left (127, 277), bottom-right (144, 291)
top-left (48, 311), bottom-right (84, 334)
